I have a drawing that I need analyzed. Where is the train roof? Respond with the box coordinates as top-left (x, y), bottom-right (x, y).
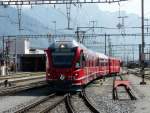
top-left (49, 39), bottom-right (81, 49)
top-left (109, 56), bottom-right (121, 60)
top-left (96, 52), bottom-right (108, 59)
top-left (48, 39), bottom-right (108, 59)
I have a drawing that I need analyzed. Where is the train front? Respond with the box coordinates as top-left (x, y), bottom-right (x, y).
top-left (45, 40), bottom-right (80, 90)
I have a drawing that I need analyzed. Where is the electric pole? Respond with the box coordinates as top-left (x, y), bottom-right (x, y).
top-left (66, 3), bottom-right (72, 30)
top-left (52, 21), bottom-right (56, 41)
top-left (89, 20), bottom-right (97, 35)
top-left (140, 0), bottom-right (146, 85)
top-left (105, 33), bottom-right (107, 55)
top-left (17, 5), bottom-right (23, 31)
top-left (75, 27), bottom-right (86, 44)
top-left (108, 35), bottom-right (112, 57)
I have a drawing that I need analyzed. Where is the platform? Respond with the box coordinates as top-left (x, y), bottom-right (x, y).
top-left (129, 74), bottom-right (150, 113)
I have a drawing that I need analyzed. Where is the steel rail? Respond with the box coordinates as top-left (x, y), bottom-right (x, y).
top-left (125, 86), bottom-right (137, 100)
top-left (0, 81), bottom-right (47, 96)
top-left (65, 93), bottom-right (76, 113)
top-left (38, 94), bottom-right (67, 113)
top-left (0, 76), bottom-right (45, 85)
top-left (14, 93), bottom-right (56, 113)
top-left (80, 89), bottom-right (100, 113)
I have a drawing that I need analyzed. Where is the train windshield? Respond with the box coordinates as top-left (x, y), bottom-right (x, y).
top-left (52, 49), bottom-right (75, 68)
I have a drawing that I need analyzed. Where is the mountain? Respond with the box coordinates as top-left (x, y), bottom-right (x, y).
top-left (22, 4), bottom-right (143, 45)
top-left (0, 6), bottom-right (50, 35)
top-left (0, 4), bottom-right (144, 44)
top-left (22, 4), bottom-right (148, 60)
top-left (0, 6), bottom-right (52, 47)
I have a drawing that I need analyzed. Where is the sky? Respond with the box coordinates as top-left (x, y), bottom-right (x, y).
top-left (21, 0), bottom-right (150, 17)
top-left (98, 0), bottom-right (150, 17)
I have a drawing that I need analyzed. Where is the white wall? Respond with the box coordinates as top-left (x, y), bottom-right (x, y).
top-left (8, 38), bottom-right (44, 55)
top-left (9, 38), bottom-right (28, 55)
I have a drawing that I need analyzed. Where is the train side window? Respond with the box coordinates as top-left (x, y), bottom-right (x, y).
top-left (99, 59), bottom-right (101, 66)
top-left (105, 62), bottom-right (107, 66)
top-left (96, 59), bottom-right (99, 66)
top-left (106, 62), bottom-right (108, 66)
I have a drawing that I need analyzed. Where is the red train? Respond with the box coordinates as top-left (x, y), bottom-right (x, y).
top-left (45, 39), bottom-right (121, 90)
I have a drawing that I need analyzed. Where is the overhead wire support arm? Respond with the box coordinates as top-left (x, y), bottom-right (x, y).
top-left (2, 33), bottom-right (150, 39)
top-left (0, 0), bottom-right (128, 5)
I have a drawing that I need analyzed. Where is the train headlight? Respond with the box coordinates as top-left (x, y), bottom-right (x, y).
top-left (60, 74), bottom-right (65, 80)
top-left (60, 44), bottom-right (65, 48)
top-left (75, 73), bottom-right (78, 76)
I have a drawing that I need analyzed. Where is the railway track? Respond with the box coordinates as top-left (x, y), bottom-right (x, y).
top-left (65, 93), bottom-right (76, 113)
top-left (65, 78), bottom-right (104, 113)
top-left (0, 74), bottom-right (47, 96)
top-left (0, 75), bottom-right (45, 86)
top-left (112, 75), bottom-right (136, 100)
top-left (0, 72), bottom-right (45, 80)
top-left (128, 68), bottom-right (150, 79)
top-left (80, 89), bottom-right (100, 113)
top-left (0, 80), bottom-right (47, 96)
top-left (14, 93), bottom-right (67, 113)
top-left (13, 93), bottom-right (79, 113)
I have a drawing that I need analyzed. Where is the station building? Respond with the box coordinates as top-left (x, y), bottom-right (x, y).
top-left (7, 38), bottom-right (46, 72)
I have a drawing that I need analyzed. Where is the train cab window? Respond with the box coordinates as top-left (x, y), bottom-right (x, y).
top-left (80, 53), bottom-right (85, 68)
top-left (76, 53), bottom-right (86, 69)
top-left (51, 49), bottom-right (75, 68)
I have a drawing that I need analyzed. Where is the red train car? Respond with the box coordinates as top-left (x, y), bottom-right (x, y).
top-left (109, 57), bottom-right (121, 74)
top-left (45, 39), bottom-right (121, 90)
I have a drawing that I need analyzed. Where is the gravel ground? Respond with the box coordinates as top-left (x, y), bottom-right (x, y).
top-left (86, 78), bottom-right (135, 113)
top-left (71, 94), bottom-right (92, 113)
top-left (49, 102), bottom-right (67, 113)
top-left (25, 95), bottom-right (64, 113)
top-left (2, 72), bottom-right (150, 113)
top-left (0, 86), bottom-right (52, 113)
top-left (129, 74), bottom-right (150, 113)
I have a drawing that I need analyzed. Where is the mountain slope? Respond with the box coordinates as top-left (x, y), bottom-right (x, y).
top-left (0, 6), bottom-right (50, 35)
